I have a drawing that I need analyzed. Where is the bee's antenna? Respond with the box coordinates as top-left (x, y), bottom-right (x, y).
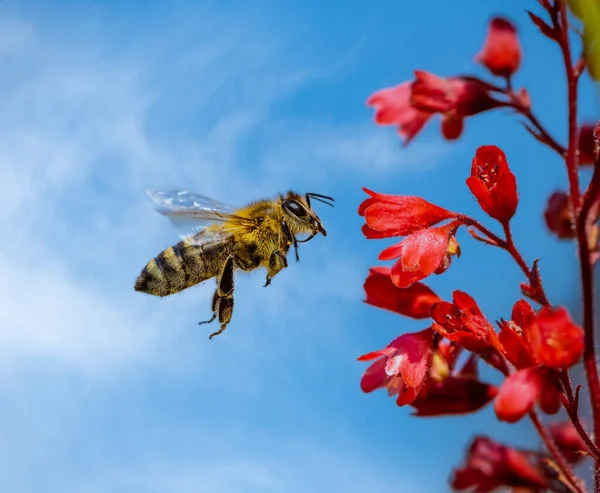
top-left (306, 193), bottom-right (334, 208)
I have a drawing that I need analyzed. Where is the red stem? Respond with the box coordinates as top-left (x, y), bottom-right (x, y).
top-left (556, 3), bottom-right (600, 489)
top-left (503, 223), bottom-right (532, 279)
top-left (529, 411), bottom-right (588, 493)
top-left (561, 372), bottom-right (600, 461)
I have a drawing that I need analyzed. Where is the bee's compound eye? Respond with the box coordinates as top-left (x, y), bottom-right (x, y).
top-left (283, 199), bottom-right (306, 217)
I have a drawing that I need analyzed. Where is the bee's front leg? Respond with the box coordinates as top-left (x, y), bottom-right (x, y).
top-left (263, 250), bottom-right (288, 287)
top-left (203, 255), bottom-right (235, 340)
top-left (281, 219), bottom-right (299, 262)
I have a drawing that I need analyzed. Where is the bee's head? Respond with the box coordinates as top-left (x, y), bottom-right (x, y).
top-left (281, 191), bottom-right (334, 239)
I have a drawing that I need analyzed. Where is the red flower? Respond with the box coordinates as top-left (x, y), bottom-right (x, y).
top-left (366, 82), bottom-right (433, 145)
top-left (494, 367), bottom-right (561, 423)
top-left (430, 291), bottom-right (499, 354)
top-left (548, 421), bottom-right (589, 464)
top-left (578, 124), bottom-right (597, 166)
top-left (544, 191), bottom-right (575, 239)
top-left (466, 145), bottom-right (518, 223)
top-left (411, 71), bottom-right (504, 117)
top-left (451, 436), bottom-right (548, 492)
top-left (411, 376), bottom-right (498, 417)
top-left (498, 301), bottom-right (584, 370)
top-left (476, 17), bottom-right (522, 77)
top-left (359, 187), bottom-right (457, 238)
top-left (533, 306), bottom-right (584, 369)
top-left (363, 266), bottom-right (441, 319)
top-left (358, 328), bottom-right (433, 406)
top-left (379, 221), bottom-right (461, 288)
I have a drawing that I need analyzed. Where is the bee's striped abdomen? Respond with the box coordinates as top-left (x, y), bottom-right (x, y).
top-left (135, 236), bottom-right (233, 297)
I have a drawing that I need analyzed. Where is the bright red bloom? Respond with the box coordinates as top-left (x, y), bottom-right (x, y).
top-left (411, 71), bottom-right (503, 117)
top-left (578, 124), bottom-right (597, 166)
top-left (430, 291), bottom-right (499, 354)
top-left (548, 421), bottom-right (589, 464)
top-left (359, 187), bottom-right (457, 238)
top-left (476, 17), bottom-right (522, 77)
top-left (363, 266), bottom-right (441, 319)
top-left (366, 82), bottom-right (433, 145)
top-left (451, 436), bottom-right (548, 492)
top-left (410, 376), bottom-right (498, 417)
top-left (494, 367), bottom-right (561, 423)
top-left (358, 328), bottom-right (433, 406)
top-left (497, 301), bottom-right (584, 370)
top-left (544, 191), bottom-right (575, 239)
top-left (533, 306), bottom-right (584, 369)
top-left (379, 221), bottom-right (461, 288)
top-left (466, 145), bottom-right (518, 223)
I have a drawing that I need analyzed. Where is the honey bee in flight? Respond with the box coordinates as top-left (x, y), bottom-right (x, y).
top-left (134, 188), bottom-right (334, 339)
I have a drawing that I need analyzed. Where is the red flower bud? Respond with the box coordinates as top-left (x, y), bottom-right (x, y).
top-left (379, 221), bottom-right (461, 288)
top-left (367, 82), bottom-right (433, 145)
top-left (544, 191), bottom-right (575, 239)
top-left (466, 145), bottom-right (518, 223)
top-left (359, 188), bottom-right (457, 238)
top-left (363, 267), bottom-right (441, 318)
top-left (476, 17), bottom-right (522, 77)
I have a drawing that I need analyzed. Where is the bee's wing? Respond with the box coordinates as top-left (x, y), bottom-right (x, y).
top-left (145, 187), bottom-right (256, 241)
top-left (181, 226), bottom-right (235, 247)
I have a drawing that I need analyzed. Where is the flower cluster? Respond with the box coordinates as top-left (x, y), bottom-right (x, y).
top-left (358, 3), bottom-right (600, 491)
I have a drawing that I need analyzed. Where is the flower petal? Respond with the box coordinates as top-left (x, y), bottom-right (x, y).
top-left (363, 266), bottom-right (441, 318)
top-left (494, 368), bottom-right (541, 423)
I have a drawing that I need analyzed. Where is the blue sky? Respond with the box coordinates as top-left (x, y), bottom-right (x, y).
top-left (1, 1), bottom-right (598, 492)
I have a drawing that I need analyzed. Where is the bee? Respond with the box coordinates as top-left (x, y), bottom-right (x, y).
top-left (134, 188), bottom-right (334, 339)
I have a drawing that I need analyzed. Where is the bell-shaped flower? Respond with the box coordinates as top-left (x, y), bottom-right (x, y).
top-left (466, 145), bottom-right (518, 224)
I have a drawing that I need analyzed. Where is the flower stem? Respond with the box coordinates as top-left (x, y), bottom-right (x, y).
top-left (502, 223), bottom-right (531, 279)
top-left (560, 371), bottom-right (600, 461)
top-left (529, 410), bottom-right (588, 493)
top-left (556, 2), bottom-right (600, 489)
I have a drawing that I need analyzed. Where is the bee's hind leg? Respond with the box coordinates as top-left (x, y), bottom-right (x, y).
top-left (263, 249), bottom-right (288, 287)
top-left (207, 255), bottom-right (235, 340)
top-left (198, 290), bottom-right (219, 326)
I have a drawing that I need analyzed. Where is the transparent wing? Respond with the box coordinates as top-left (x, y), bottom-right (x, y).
top-left (144, 187), bottom-right (255, 242)
top-left (145, 188), bottom-right (237, 224)
top-left (181, 226), bottom-right (235, 247)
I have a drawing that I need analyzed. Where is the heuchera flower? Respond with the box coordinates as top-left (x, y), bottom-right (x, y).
top-left (544, 191), bottom-right (575, 239)
top-left (494, 301), bottom-right (584, 422)
top-left (410, 71), bottom-right (504, 140)
top-left (378, 221), bottom-right (461, 288)
top-left (358, 328), bottom-right (433, 406)
top-left (430, 291), bottom-right (499, 354)
top-left (359, 187), bottom-right (457, 238)
top-left (363, 266), bottom-right (441, 319)
top-left (475, 17), bottom-right (522, 77)
top-left (367, 72), bottom-right (505, 144)
top-left (466, 145), bottom-right (518, 223)
top-left (548, 421), bottom-right (589, 464)
top-left (366, 82), bottom-right (433, 145)
top-left (451, 436), bottom-right (548, 492)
